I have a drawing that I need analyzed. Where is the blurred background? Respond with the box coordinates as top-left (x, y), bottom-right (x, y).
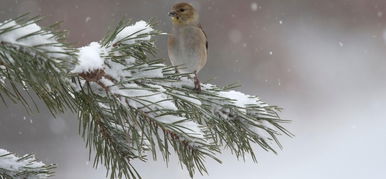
top-left (1, 0), bottom-right (386, 178)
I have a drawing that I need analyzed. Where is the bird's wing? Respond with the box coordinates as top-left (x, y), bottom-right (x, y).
top-left (198, 24), bottom-right (208, 52)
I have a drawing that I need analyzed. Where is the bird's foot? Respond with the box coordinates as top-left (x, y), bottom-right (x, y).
top-left (193, 72), bottom-right (201, 92)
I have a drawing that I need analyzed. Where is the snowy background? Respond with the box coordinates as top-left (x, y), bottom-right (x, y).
top-left (1, 0), bottom-right (386, 178)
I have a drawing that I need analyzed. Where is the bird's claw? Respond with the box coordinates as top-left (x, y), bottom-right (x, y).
top-left (194, 74), bottom-right (201, 92)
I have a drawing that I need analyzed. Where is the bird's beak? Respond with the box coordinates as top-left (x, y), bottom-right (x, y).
top-left (168, 11), bottom-right (177, 17)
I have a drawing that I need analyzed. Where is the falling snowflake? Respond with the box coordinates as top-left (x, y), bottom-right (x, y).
top-left (251, 2), bottom-right (258, 11)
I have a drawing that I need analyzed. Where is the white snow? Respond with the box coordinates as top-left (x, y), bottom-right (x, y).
top-left (0, 148), bottom-right (49, 179)
top-left (250, 126), bottom-right (272, 143)
top-left (72, 42), bottom-right (105, 73)
top-left (156, 115), bottom-right (204, 141)
top-left (146, 84), bottom-right (167, 92)
top-left (174, 92), bottom-right (202, 106)
top-left (85, 17), bottom-right (91, 23)
top-left (213, 89), bottom-right (280, 144)
top-left (168, 77), bottom-right (195, 89)
top-left (378, 11), bottom-right (383, 17)
top-left (0, 76), bottom-right (5, 84)
top-left (111, 83), bottom-right (177, 111)
top-left (218, 90), bottom-right (260, 113)
top-left (250, 2), bottom-right (258, 11)
top-left (261, 120), bottom-right (278, 131)
top-left (0, 20), bottom-right (69, 59)
top-left (111, 20), bottom-right (153, 45)
top-left (104, 60), bottom-right (132, 80)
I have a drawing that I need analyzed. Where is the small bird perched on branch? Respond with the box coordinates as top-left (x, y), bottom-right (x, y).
top-left (168, 2), bottom-right (208, 92)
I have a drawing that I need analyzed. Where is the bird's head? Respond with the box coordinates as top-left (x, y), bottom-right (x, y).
top-left (169, 2), bottom-right (198, 25)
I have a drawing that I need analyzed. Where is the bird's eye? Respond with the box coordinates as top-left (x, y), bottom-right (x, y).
top-left (179, 8), bottom-right (185, 12)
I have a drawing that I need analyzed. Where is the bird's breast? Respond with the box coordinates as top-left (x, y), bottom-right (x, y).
top-left (168, 26), bottom-right (206, 73)
top-left (175, 28), bottom-right (199, 54)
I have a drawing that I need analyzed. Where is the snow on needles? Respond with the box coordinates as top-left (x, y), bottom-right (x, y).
top-left (0, 148), bottom-right (50, 179)
top-left (0, 20), bottom-right (70, 59)
top-left (218, 90), bottom-right (267, 113)
top-left (70, 20), bottom-right (206, 144)
top-left (207, 88), bottom-right (279, 143)
top-left (72, 21), bottom-right (154, 73)
top-left (111, 20), bottom-right (154, 45)
top-left (72, 42), bottom-right (105, 73)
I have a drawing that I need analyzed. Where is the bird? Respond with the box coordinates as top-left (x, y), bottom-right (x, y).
top-left (167, 2), bottom-right (208, 92)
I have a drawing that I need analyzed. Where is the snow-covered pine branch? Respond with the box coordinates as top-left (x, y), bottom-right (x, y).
top-left (0, 148), bottom-right (55, 179)
top-left (0, 15), bottom-right (77, 114)
top-left (0, 16), bottom-right (292, 179)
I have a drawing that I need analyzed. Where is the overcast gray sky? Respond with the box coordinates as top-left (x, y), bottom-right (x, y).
top-left (1, 0), bottom-right (386, 178)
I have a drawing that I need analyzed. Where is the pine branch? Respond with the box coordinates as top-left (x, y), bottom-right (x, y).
top-left (0, 148), bottom-right (55, 179)
top-left (0, 15), bottom-right (77, 115)
top-left (0, 16), bottom-right (292, 179)
top-left (71, 20), bottom-right (219, 177)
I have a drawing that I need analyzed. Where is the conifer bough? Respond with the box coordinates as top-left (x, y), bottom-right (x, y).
top-left (0, 15), bottom-right (292, 179)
